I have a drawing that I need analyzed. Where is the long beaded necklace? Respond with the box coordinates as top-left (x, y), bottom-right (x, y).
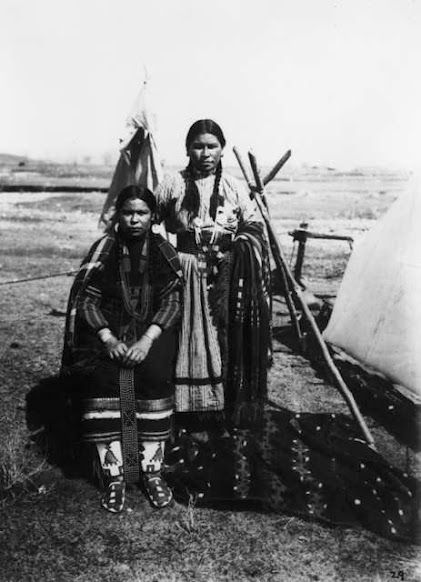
top-left (118, 233), bottom-right (151, 323)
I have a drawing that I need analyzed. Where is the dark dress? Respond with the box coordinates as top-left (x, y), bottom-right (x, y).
top-left (62, 232), bottom-right (182, 447)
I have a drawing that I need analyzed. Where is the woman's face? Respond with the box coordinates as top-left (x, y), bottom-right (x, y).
top-left (118, 198), bottom-right (152, 239)
top-left (187, 133), bottom-right (223, 175)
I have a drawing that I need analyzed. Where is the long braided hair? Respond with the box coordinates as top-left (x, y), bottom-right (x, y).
top-left (182, 119), bottom-right (226, 223)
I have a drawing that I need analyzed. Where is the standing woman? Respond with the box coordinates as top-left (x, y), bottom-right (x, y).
top-left (62, 185), bottom-right (182, 512)
top-left (153, 122), bottom-right (420, 544)
top-left (156, 119), bottom-right (271, 436)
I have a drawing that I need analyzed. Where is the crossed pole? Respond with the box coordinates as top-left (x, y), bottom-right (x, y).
top-left (233, 146), bottom-right (376, 449)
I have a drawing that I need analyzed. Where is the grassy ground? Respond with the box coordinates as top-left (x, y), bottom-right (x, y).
top-left (0, 168), bottom-right (420, 581)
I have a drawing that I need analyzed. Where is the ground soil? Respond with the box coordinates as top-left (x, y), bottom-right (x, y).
top-left (0, 168), bottom-right (419, 581)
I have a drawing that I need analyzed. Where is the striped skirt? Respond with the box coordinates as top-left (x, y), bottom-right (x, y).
top-left (81, 328), bottom-right (176, 443)
top-left (174, 252), bottom-right (224, 413)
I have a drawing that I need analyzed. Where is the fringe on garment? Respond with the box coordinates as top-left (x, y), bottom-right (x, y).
top-left (230, 400), bottom-right (266, 429)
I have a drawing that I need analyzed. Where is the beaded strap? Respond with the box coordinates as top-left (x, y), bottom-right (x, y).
top-left (119, 368), bottom-right (140, 483)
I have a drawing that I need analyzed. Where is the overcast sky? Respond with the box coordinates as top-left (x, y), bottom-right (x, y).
top-left (1, 0), bottom-right (420, 169)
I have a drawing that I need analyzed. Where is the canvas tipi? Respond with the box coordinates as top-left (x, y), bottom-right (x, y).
top-left (323, 173), bottom-right (421, 398)
top-left (99, 80), bottom-right (163, 227)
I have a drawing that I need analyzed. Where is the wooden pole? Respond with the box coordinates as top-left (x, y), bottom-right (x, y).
top-left (293, 222), bottom-right (309, 284)
top-left (289, 228), bottom-right (354, 244)
top-left (244, 150), bottom-right (376, 449)
top-left (233, 147), bottom-right (303, 343)
top-left (248, 151), bottom-right (268, 209)
top-left (263, 149), bottom-right (292, 186)
top-left (232, 146), bottom-right (254, 190)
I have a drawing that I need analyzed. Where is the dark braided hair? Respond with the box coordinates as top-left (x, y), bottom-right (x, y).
top-left (183, 119), bottom-right (226, 222)
top-left (208, 161), bottom-right (223, 221)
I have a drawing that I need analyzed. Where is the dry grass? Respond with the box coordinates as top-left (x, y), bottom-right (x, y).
top-left (0, 168), bottom-right (420, 581)
top-left (0, 416), bottom-right (46, 498)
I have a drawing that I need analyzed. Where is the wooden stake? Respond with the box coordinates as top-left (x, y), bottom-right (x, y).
top-left (248, 151), bottom-right (268, 209)
top-left (232, 146), bottom-right (254, 191)
top-left (293, 222), bottom-right (309, 284)
top-left (263, 150), bottom-right (292, 185)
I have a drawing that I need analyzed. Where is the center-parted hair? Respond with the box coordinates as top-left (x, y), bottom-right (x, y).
top-left (185, 119), bottom-right (226, 151)
top-left (115, 185), bottom-right (157, 214)
top-left (183, 119), bottom-right (226, 221)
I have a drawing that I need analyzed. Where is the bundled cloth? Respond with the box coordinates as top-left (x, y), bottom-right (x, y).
top-left (209, 222), bottom-right (272, 427)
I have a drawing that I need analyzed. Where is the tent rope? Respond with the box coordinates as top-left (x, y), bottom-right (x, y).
top-left (0, 271), bottom-right (78, 287)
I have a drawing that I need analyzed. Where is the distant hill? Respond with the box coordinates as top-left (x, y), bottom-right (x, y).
top-left (0, 154), bottom-right (113, 191)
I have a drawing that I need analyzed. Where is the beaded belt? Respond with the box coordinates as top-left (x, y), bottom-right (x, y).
top-left (177, 231), bottom-right (233, 255)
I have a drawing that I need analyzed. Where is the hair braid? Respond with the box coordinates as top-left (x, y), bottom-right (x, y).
top-left (183, 119), bottom-right (226, 224)
top-left (181, 161), bottom-right (200, 218)
top-left (209, 161), bottom-right (223, 221)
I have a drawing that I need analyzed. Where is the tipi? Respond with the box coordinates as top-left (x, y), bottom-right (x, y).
top-left (99, 80), bottom-right (162, 227)
top-left (323, 173), bottom-right (421, 399)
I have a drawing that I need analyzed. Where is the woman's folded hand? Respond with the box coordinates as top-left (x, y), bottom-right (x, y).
top-left (105, 337), bottom-right (128, 361)
top-left (97, 328), bottom-right (128, 362)
top-left (121, 336), bottom-right (153, 367)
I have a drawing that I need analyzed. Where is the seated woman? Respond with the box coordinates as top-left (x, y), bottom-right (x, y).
top-left (61, 185), bottom-right (182, 513)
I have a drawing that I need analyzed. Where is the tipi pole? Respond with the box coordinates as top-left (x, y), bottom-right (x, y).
top-left (263, 150), bottom-right (292, 185)
top-left (233, 147), bottom-right (303, 343)
top-left (232, 146), bottom-right (254, 190)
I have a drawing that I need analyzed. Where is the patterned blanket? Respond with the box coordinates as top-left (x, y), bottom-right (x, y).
top-left (210, 222), bottom-right (272, 426)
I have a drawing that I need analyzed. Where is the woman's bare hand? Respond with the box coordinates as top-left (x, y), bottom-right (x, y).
top-left (121, 336), bottom-right (153, 367)
top-left (104, 337), bottom-right (128, 361)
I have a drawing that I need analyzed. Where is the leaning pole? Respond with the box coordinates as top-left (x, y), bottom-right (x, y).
top-left (233, 146), bottom-right (376, 449)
